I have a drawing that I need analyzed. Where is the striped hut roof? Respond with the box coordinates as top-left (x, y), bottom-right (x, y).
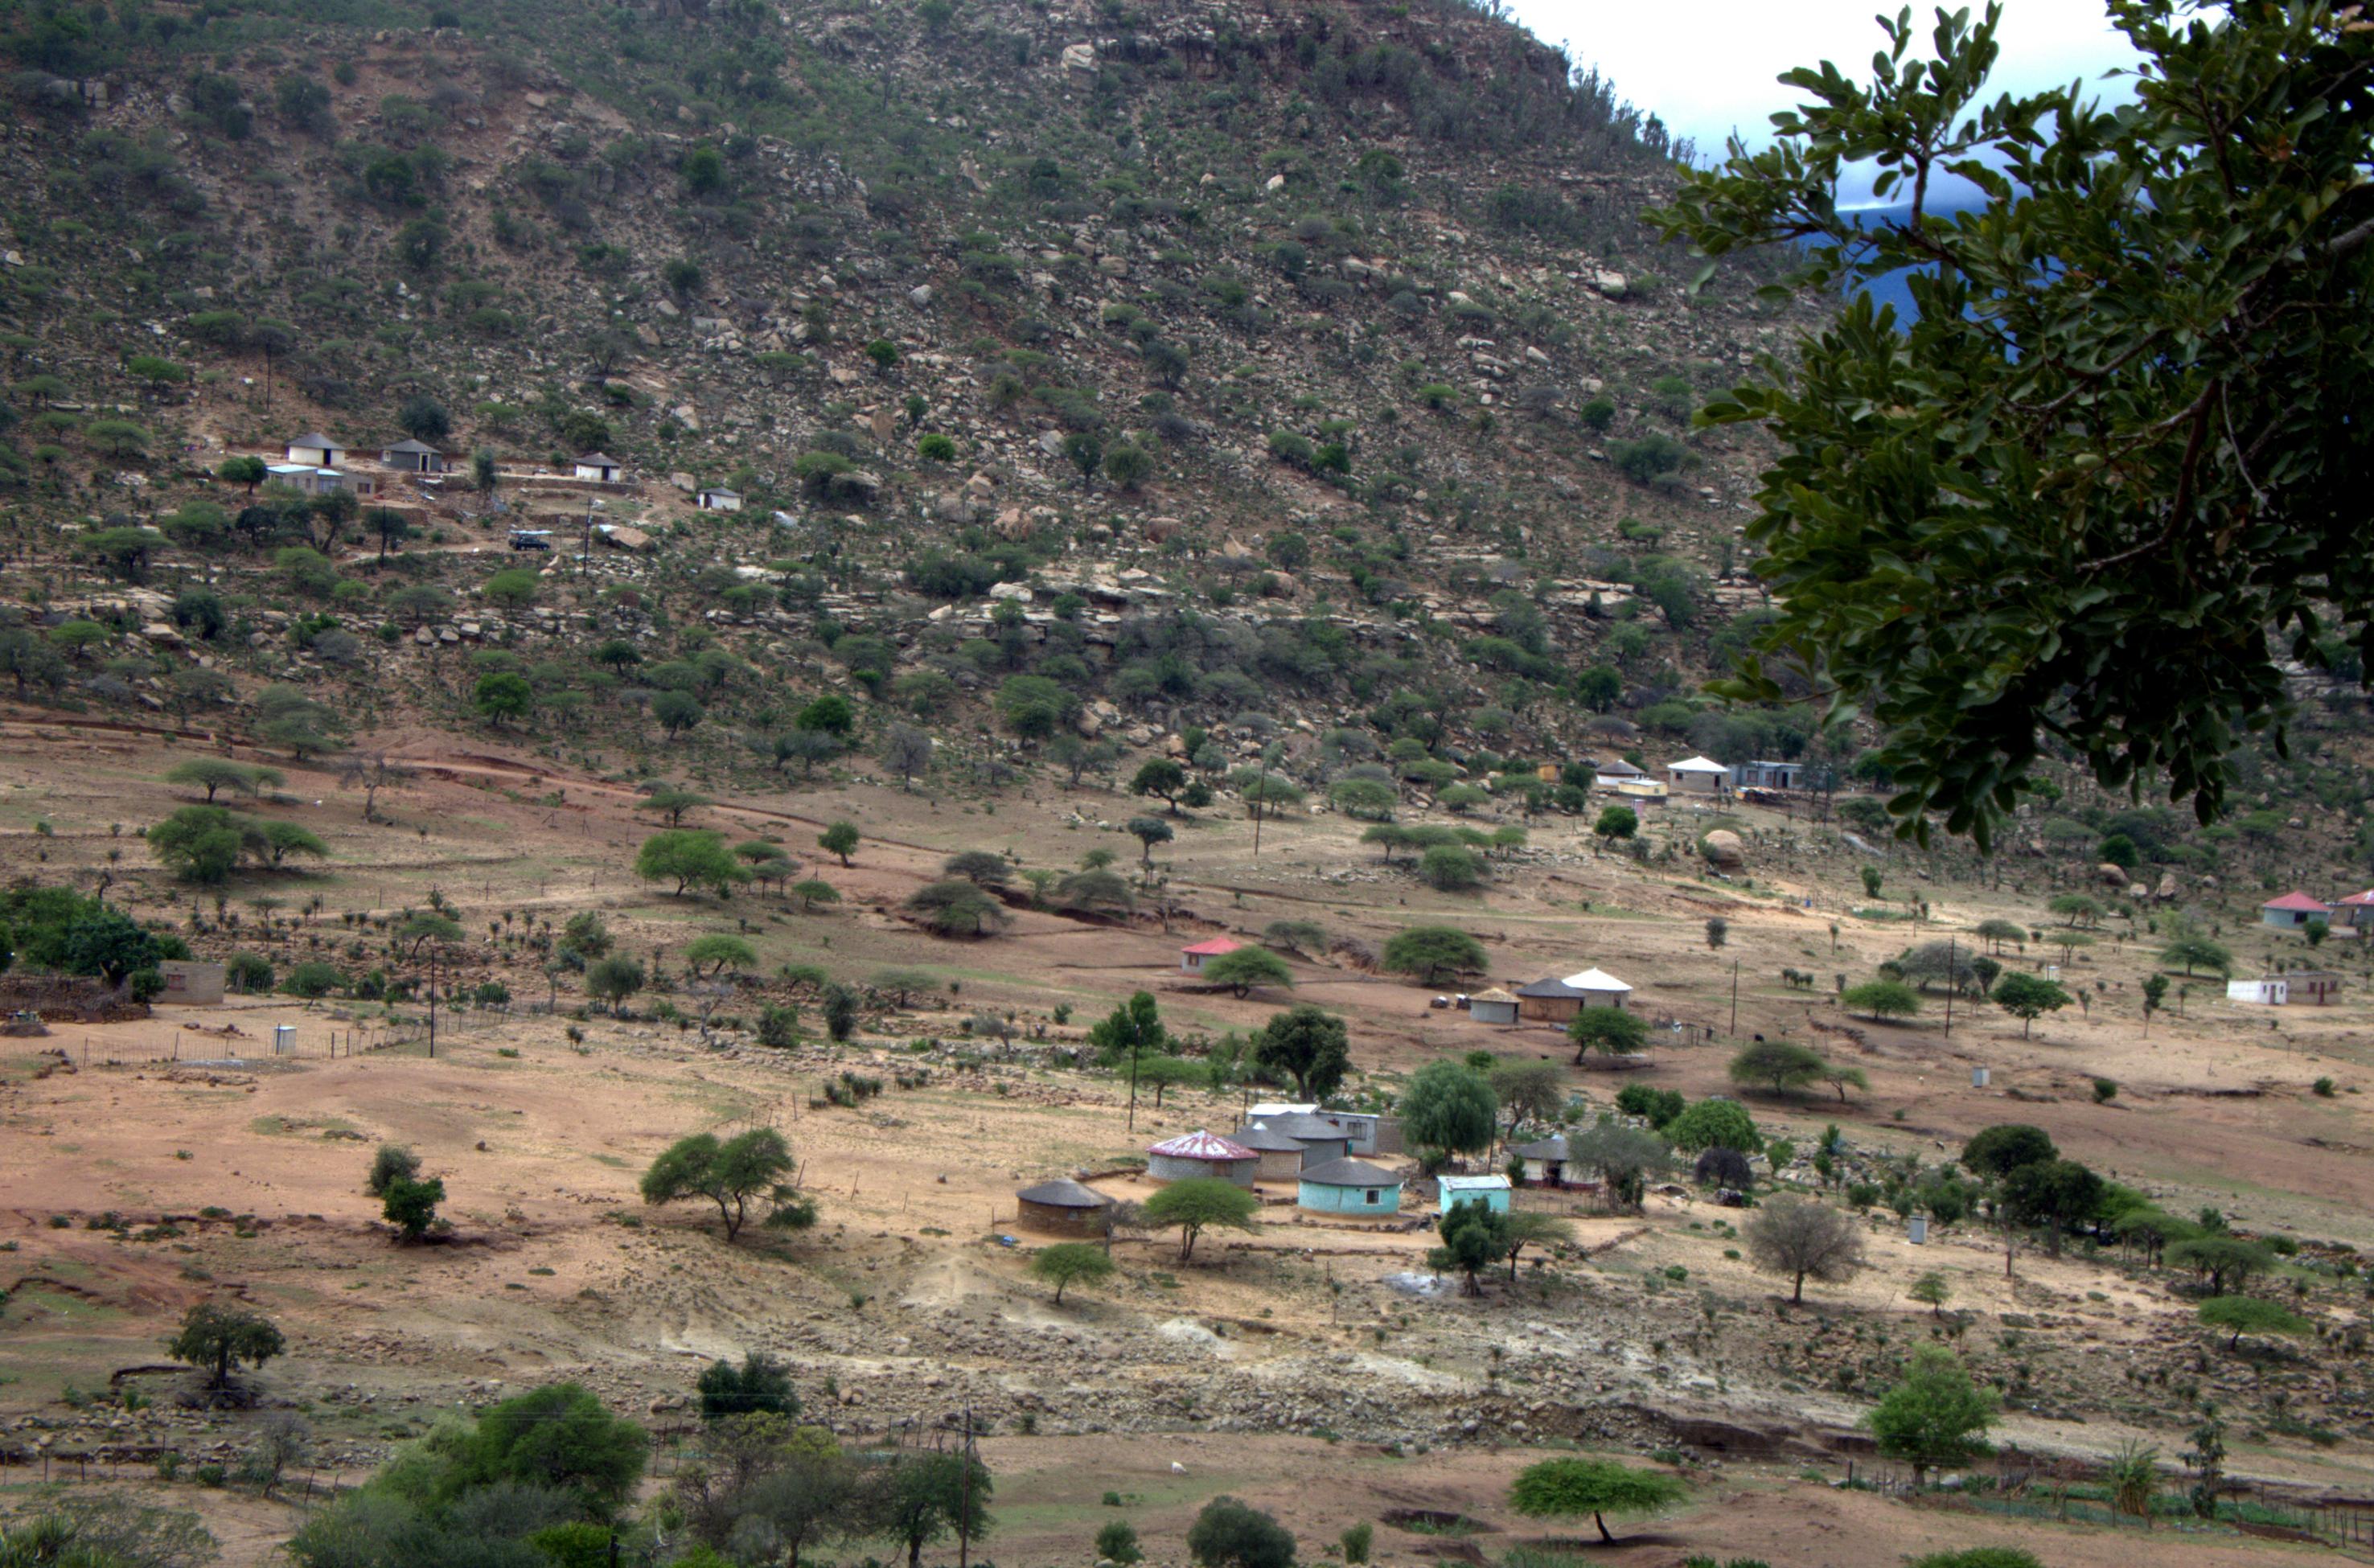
top-left (1146, 1129), bottom-right (1255, 1161)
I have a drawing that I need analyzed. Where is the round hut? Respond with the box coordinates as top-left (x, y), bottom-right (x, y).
top-left (1255, 1111), bottom-right (1351, 1168)
top-left (1229, 1121), bottom-right (1311, 1183)
top-left (1144, 1129), bottom-right (1259, 1188)
top-left (1296, 1157), bottom-right (1404, 1217)
top-left (1015, 1177), bottom-right (1112, 1236)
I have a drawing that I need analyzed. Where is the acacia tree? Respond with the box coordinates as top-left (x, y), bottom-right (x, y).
top-left (1200, 946), bottom-right (1292, 997)
top-left (1508, 1459), bottom-right (1687, 1546)
top-left (1143, 1177), bottom-right (1258, 1262)
top-left (640, 1128), bottom-right (797, 1242)
top-left (1653, 3), bottom-right (2374, 847)
top-left (1567, 1008), bottom-right (1648, 1063)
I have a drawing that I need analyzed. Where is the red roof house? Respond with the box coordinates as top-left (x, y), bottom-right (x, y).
top-left (1180, 936), bottom-right (1245, 973)
top-left (2261, 891), bottom-right (2333, 930)
top-left (2336, 889), bottom-right (2374, 930)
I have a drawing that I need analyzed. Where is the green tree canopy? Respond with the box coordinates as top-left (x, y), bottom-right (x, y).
top-left (1863, 1347), bottom-right (1997, 1487)
top-left (1507, 1458), bottom-right (1687, 1545)
top-left (1141, 1177), bottom-right (1259, 1261)
top-left (1200, 946), bottom-right (1293, 997)
top-left (1185, 1498), bottom-right (1295, 1568)
top-left (1990, 971), bottom-right (2072, 1036)
top-left (696, 1352), bottom-right (799, 1420)
top-left (1028, 1242), bottom-right (1115, 1305)
top-left (1653, 2), bottom-right (2374, 846)
top-left (1251, 1004), bottom-right (1350, 1100)
top-left (1727, 1039), bottom-right (1830, 1097)
top-left (2160, 934), bottom-right (2235, 978)
top-left (1399, 1060), bottom-right (1497, 1165)
top-left (166, 1302), bottom-right (284, 1389)
top-left (1664, 1098), bottom-right (1761, 1154)
top-left (635, 831), bottom-right (748, 897)
top-left (1961, 1123), bottom-right (2057, 1179)
top-left (2196, 1295), bottom-right (2314, 1352)
top-left (1842, 979), bottom-right (1920, 1021)
top-left (447, 1382), bottom-right (648, 1518)
top-left (683, 934), bottom-right (758, 976)
top-left (1567, 1007), bottom-right (1649, 1063)
top-left (1381, 926), bottom-right (1488, 985)
top-left (640, 1129), bottom-right (796, 1242)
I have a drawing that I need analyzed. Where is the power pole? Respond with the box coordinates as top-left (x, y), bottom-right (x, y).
top-left (1728, 960), bottom-right (1739, 1036)
top-left (1127, 1036), bottom-right (1140, 1133)
top-left (958, 1406), bottom-right (976, 1568)
top-left (1944, 935), bottom-right (1956, 1039)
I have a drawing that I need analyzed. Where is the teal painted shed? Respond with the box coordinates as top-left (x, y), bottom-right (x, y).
top-left (1296, 1157), bottom-right (1403, 1217)
top-left (1436, 1174), bottom-right (1511, 1215)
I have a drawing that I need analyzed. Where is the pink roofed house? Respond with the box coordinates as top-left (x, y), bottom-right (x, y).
top-left (1180, 936), bottom-right (1244, 974)
top-left (2335, 889), bottom-right (2374, 932)
top-left (2261, 891), bottom-right (2333, 930)
top-left (1144, 1128), bottom-right (1259, 1187)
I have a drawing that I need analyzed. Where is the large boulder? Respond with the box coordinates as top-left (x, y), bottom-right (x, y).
top-left (2097, 862), bottom-right (2131, 886)
top-left (1701, 829), bottom-right (1747, 870)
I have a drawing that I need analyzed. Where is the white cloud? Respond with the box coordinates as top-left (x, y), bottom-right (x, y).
top-left (1509, 0), bottom-right (2146, 157)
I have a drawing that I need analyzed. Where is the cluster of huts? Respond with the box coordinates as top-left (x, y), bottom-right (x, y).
top-left (1013, 1103), bottom-right (1523, 1233)
top-left (257, 434), bottom-right (637, 499)
top-left (2224, 889), bottom-right (2369, 1007)
top-left (1462, 966), bottom-right (1632, 1027)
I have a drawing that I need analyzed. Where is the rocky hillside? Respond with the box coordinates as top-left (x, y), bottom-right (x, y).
top-left (0, 0), bottom-right (2366, 880)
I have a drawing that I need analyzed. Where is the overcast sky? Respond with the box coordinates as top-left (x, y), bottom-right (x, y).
top-left (1508, 0), bottom-right (2146, 161)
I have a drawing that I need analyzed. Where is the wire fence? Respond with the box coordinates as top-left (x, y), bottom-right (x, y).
top-left (50, 1019), bottom-right (434, 1067)
top-left (1834, 1455), bottom-right (2374, 1546)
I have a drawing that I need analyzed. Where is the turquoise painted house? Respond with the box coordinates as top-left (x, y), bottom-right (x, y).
top-left (1296, 1157), bottom-right (1403, 1217)
top-left (1436, 1174), bottom-right (1512, 1216)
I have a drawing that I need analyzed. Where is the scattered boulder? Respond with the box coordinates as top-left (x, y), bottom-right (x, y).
top-left (2097, 862), bottom-right (2131, 886)
top-left (1701, 829), bottom-right (1746, 870)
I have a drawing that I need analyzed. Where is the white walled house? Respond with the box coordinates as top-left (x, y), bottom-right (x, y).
top-left (696, 486), bottom-right (743, 511)
top-left (1666, 755), bottom-right (1731, 795)
top-left (573, 453), bottom-right (625, 482)
top-left (285, 432), bottom-right (345, 467)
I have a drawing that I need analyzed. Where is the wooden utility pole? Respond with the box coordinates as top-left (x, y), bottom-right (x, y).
top-left (1944, 935), bottom-right (1955, 1038)
top-left (958, 1407), bottom-right (977, 1568)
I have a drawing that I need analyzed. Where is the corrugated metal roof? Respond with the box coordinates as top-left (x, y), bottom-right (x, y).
top-left (1253, 1112), bottom-right (1345, 1142)
top-left (1228, 1123), bottom-right (1306, 1152)
top-left (1181, 936), bottom-right (1245, 955)
top-left (1511, 1135), bottom-right (1571, 1160)
top-left (2263, 892), bottom-right (2332, 913)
